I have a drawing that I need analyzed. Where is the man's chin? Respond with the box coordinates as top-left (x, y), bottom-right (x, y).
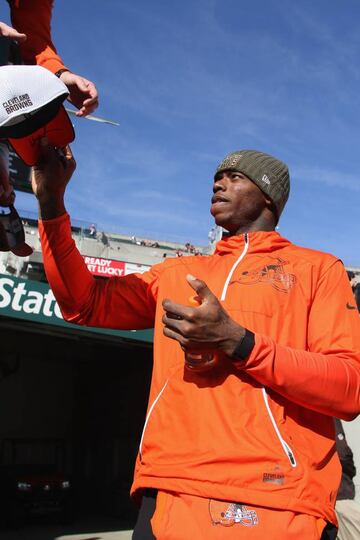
top-left (212, 213), bottom-right (230, 229)
top-left (213, 216), bottom-right (236, 236)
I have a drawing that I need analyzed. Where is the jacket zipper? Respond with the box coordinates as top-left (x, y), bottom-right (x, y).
top-left (262, 388), bottom-right (297, 467)
top-left (140, 233), bottom-right (295, 469)
top-left (139, 379), bottom-right (169, 461)
top-left (219, 234), bottom-right (296, 467)
top-left (220, 233), bottom-right (249, 301)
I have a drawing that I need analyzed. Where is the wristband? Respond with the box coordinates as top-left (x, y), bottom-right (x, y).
top-left (230, 329), bottom-right (255, 361)
top-left (54, 69), bottom-right (69, 78)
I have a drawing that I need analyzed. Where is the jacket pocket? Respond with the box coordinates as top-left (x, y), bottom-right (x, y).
top-left (139, 379), bottom-right (169, 461)
top-left (262, 388), bottom-right (297, 468)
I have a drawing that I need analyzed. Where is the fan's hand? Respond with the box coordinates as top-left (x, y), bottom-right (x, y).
top-left (59, 71), bottom-right (99, 117)
top-left (0, 21), bottom-right (26, 42)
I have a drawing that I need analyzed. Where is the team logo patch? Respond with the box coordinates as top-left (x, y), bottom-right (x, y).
top-left (2, 93), bottom-right (33, 114)
top-left (262, 464), bottom-right (285, 485)
top-left (263, 472), bottom-right (285, 485)
top-left (230, 257), bottom-right (296, 293)
top-left (209, 499), bottom-right (259, 527)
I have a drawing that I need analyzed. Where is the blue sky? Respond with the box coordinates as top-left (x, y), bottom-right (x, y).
top-left (3, 0), bottom-right (360, 265)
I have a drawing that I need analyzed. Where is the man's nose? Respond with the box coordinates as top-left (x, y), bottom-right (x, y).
top-left (213, 176), bottom-right (227, 192)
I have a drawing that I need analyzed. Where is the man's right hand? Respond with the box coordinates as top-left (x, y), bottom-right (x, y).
top-left (0, 21), bottom-right (26, 42)
top-left (31, 138), bottom-right (76, 220)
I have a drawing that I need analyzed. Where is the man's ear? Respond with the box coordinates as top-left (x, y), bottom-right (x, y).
top-left (264, 194), bottom-right (270, 202)
top-left (264, 195), bottom-right (274, 210)
top-left (264, 195), bottom-right (278, 223)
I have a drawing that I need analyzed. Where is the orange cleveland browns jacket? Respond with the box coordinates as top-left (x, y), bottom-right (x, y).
top-left (39, 214), bottom-right (360, 526)
top-left (9, 0), bottom-right (67, 73)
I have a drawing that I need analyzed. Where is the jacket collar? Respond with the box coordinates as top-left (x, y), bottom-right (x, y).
top-left (215, 230), bottom-right (291, 256)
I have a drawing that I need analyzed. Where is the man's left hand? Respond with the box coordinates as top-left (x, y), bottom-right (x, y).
top-left (162, 274), bottom-right (245, 357)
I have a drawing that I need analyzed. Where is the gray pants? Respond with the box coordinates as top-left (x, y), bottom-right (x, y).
top-left (336, 499), bottom-right (360, 540)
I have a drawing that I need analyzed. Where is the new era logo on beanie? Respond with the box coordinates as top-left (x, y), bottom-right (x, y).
top-left (0, 65), bottom-right (75, 166)
top-left (215, 149), bottom-right (290, 221)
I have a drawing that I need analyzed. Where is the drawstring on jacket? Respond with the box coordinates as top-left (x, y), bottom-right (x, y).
top-left (220, 233), bottom-right (249, 301)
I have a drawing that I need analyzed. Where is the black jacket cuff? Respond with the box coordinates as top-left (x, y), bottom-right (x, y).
top-left (230, 329), bottom-right (255, 361)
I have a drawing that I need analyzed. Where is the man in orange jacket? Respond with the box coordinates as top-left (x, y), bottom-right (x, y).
top-left (0, 0), bottom-right (98, 206)
top-left (31, 142), bottom-right (360, 540)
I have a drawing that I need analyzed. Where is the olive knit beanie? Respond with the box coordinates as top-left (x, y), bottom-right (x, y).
top-left (215, 149), bottom-right (290, 220)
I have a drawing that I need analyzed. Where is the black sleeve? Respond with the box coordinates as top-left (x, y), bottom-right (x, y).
top-left (334, 418), bottom-right (356, 500)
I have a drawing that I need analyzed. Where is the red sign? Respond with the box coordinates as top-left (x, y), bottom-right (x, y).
top-left (83, 256), bottom-right (126, 278)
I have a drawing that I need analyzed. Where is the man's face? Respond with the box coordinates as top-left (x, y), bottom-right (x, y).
top-left (210, 170), bottom-right (270, 234)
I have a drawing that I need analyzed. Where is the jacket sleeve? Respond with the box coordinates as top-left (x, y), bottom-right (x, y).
top-left (39, 213), bottom-right (159, 330)
top-left (236, 259), bottom-right (360, 420)
top-left (9, 0), bottom-right (67, 73)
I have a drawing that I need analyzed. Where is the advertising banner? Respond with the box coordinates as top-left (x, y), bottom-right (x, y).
top-left (83, 256), bottom-right (126, 278)
top-left (83, 256), bottom-right (150, 277)
top-left (0, 273), bottom-right (153, 343)
top-left (125, 262), bottom-right (150, 274)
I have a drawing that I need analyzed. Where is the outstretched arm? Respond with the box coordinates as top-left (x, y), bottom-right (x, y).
top-left (10, 0), bottom-right (99, 115)
top-left (32, 140), bottom-right (157, 330)
top-left (10, 0), bottom-right (65, 73)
